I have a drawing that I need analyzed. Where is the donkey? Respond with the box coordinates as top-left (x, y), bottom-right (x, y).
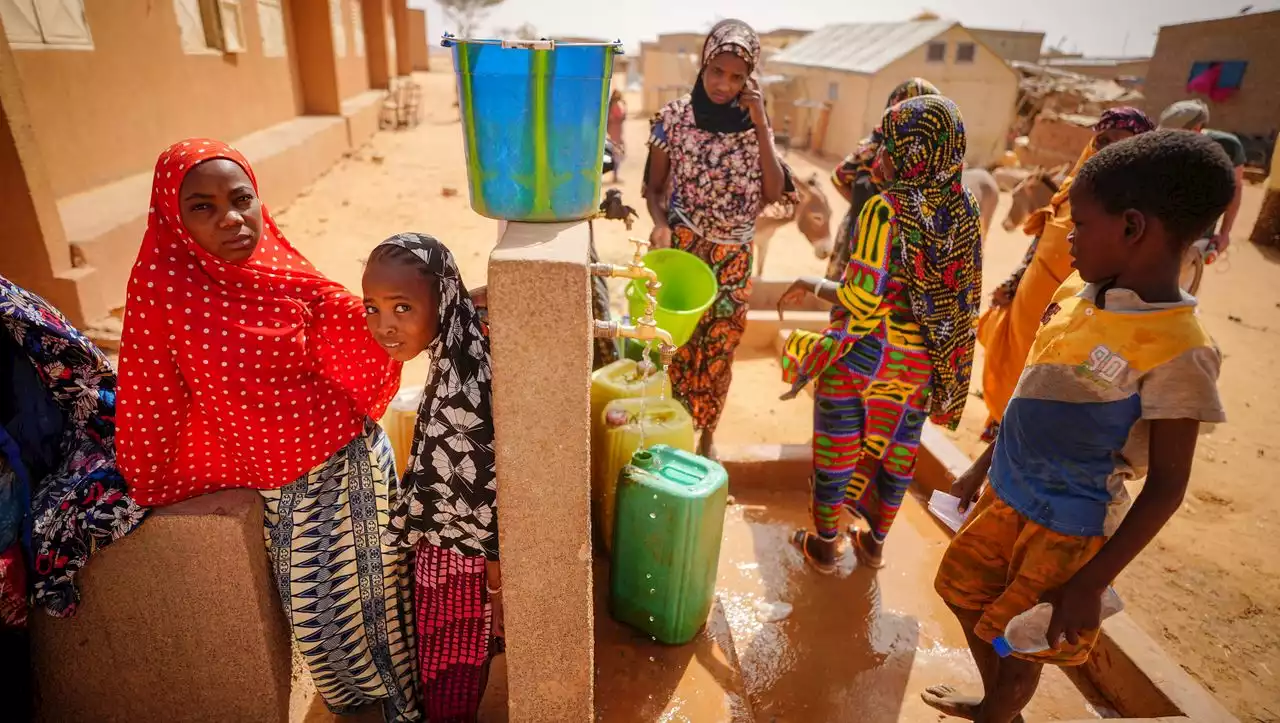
top-left (754, 174), bottom-right (834, 277)
top-left (962, 168), bottom-right (999, 242)
top-left (1002, 165), bottom-right (1069, 232)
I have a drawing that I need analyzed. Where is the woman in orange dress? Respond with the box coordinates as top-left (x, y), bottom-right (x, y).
top-left (977, 107), bottom-right (1154, 441)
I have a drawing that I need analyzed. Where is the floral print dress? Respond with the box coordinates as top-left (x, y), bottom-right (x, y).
top-left (649, 98), bottom-right (794, 432)
top-left (1, 275), bottom-right (147, 622)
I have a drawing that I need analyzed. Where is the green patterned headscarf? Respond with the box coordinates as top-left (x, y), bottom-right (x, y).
top-left (879, 95), bottom-right (982, 429)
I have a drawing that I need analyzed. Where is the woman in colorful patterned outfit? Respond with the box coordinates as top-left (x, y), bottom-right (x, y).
top-left (363, 234), bottom-right (499, 722)
top-left (116, 140), bottom-right (418, 722)
top-left (977, 107), bottom-right (1155, 442)
top-left (826, 78), bottom-right (941, 281)
top-left (643, 19), bottom-right (795, 457)
top-left (778, 96), bottom-right (983, 571)
top-left (1, 276), bottom-right (148, 718)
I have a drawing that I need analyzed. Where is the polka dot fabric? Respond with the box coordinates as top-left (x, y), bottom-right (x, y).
top-left (116, 139), bottom-right (402, 506)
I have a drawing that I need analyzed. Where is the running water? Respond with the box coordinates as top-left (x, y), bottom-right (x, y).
top-left (637, 340), bottom-right (656, 449)
top-left (658, 358), bottom-right (667, 403)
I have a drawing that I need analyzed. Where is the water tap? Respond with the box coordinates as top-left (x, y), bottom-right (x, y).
top-left (589, 237), bottom-right (656, 284)
top-left (589, 238), bottom-right (679, 370)
top-left (591, 317), bottom-right (674, 349)
top-left (657, 341), bottom-right (676, 368)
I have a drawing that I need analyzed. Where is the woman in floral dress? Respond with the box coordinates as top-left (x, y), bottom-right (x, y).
top-left (2, 275), bottom-right (147, 717)
top-left (642, 19), bottom-right (794, 457)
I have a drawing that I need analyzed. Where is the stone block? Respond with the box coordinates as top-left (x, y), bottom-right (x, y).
top-left (31, 490), bottom-right (292, 723)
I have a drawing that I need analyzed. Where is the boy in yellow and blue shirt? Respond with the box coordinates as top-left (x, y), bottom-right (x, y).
top-left (926, 130), bottom-right (1237, 723)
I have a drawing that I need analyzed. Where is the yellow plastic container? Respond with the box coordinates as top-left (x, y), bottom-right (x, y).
top-left (595, 398), bottom-right (694, 551)
top-left (380, 388), bottom-right (423, 478)
top-left (590, 359), bottom-right (671, 440)
top-left (590, 360), bottom-right (671, 540)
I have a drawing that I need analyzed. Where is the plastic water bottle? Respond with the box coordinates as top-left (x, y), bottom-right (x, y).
top-left (1193, 236), bottom-right (1219, 265)
top-left (992, 587), bottom-right (1125, 658)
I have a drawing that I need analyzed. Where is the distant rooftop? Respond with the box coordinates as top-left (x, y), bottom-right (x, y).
top-left (1159, 7), bottom-right (1280, 29)
top-left (1041, 56), bottom-right (1150, 68)
top-left (760, 27), bottom-right (811, 37)
top-left (969, 27), bottom-right (1046, 38)
top-left (771, 19), bottom-right (956, 74)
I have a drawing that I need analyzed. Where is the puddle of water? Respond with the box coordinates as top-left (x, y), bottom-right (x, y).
top-left (593, 489), bottom-right (1106, 722)
top-left (594, 559), bottom-right (754, 723)
top-left (710, 489), bottom-right (1106, 723)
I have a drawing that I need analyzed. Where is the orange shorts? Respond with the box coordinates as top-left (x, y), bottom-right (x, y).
top-left (934, 489), bottom-right (1107, 666)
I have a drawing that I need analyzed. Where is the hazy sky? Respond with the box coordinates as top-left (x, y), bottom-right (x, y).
top-left (408, 0), bottom-right (1278, 58)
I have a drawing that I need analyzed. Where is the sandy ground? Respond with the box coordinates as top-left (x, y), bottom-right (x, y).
top-left (271, 68), bottom-right (1279, 722)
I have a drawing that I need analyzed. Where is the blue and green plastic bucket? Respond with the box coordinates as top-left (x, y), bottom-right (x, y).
top-left (444, 35), bottom-right (622, 222)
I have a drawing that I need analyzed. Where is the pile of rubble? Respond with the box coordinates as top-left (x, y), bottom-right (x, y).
top-left (1008, 62), bottom-right (1145, 169)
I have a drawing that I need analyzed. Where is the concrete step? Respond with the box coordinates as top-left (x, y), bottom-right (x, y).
top-left (741, 309), bottom-right (829, 352)
top-left (83, 312), bottom-right (123, 353)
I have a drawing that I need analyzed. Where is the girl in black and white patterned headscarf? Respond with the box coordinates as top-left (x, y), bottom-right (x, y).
top-left (362, 232), bottom-right (499, 721)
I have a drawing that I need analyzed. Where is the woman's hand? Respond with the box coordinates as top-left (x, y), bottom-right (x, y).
top-left (777, 277), bottom-right (816, 320)
top-left (468, 285), bottom-right (488, 309)
top-left (650, 224), bottom-right (673, 250)
top-left (741, 77), bottom-right (767, 128)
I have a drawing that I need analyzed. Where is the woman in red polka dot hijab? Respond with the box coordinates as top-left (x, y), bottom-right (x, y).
top-left (116, 139), bottom-right (418, 721)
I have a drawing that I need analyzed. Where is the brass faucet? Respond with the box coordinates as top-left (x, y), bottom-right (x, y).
top-left (588, 237), bottom-right (657, 284)
top-left (590, 237), bottom-right (678, 369)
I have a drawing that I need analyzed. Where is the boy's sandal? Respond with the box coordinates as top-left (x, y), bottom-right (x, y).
top-left (847, 525), bottom-right (886, 569)
top-left (791, 529), bottom-right (838, 576)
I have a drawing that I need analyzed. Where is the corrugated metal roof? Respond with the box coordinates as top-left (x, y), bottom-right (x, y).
top-left (771, 20), bottom-right (956, 74)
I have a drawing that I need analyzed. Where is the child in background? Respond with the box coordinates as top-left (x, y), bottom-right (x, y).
top-left (362, 233), bottom-right (500, 722)
top-left (926, 130), bottom-right (1236, 723)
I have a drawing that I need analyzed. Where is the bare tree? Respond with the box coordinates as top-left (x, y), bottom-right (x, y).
top-left (438, 0), bottom-right (506, 38)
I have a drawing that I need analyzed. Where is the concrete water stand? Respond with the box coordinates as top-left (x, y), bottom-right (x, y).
top-left (28, 230), bottom-right (1238, 723)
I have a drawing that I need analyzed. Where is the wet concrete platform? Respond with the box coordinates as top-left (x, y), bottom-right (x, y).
top-left (596, 557), bottom-right (754, 722)
top-left (593, 487), bottom-right (1111, 722)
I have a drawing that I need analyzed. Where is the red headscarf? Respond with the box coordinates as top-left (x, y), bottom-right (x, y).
top-left (116, 139), bottom-right (401, 506)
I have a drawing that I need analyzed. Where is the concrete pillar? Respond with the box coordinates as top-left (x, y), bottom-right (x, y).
top-left (488, 221), bottom-right (595, 721)
top-left (391, 0), bottom-right (413, 77)
top-left (409, 8), bottom-right (430, 71)
top-left (31, 491), bottom-right (293, 723)
top-left (288, 0), bottom-right (343, 115)
top-left (362, 0), bottom-right (394, 89)
top-left (0, 28), bottom-right (92, 325)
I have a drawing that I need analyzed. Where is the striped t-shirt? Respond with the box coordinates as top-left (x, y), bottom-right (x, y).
top-left (990, 273), bottom-right (1225, 537)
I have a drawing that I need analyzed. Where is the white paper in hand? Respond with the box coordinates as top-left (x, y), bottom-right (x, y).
top-left (928, 490), bottom-right (974, 533)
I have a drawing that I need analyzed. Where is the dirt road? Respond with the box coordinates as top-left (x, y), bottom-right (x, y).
top-left (272, 68), bottom-right (1279, 722)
